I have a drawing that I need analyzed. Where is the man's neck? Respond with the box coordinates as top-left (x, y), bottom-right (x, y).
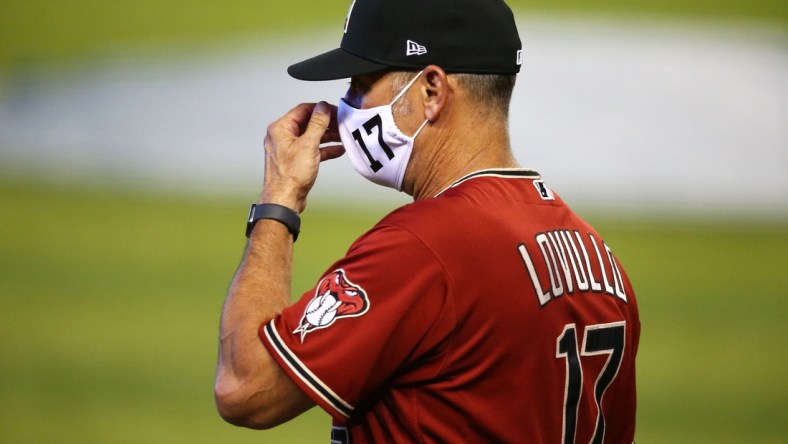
top-left (407, 124), bottom-right (520, 201)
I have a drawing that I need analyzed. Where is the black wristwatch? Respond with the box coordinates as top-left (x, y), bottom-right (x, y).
top-left (246, 203), bottom-right (301, 241)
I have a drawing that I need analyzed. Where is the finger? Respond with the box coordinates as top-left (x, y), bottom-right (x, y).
top-left (320, 104), bottom-right (341, 144)
top-left (294, 102), bottom-right (338, 135)
top-left (295, 103), bottom-right (316, 135)
top-left (325, 102), bottom-right (339, 131)
top-left (272, 103), bottom-right (316, 139)
top-left (319, 144), bottom-right (346, 162)
top-left (301, 101), bottom-right (332, 146)
top-left (320, 129), bottom-right (341, 145)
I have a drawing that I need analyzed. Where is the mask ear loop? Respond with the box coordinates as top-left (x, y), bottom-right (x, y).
top-left (412, 118), bottom-right (429, 140)
top-left (391, 70), bottom-right (428, 140)
top-left (390, 70), bottom-right (425, 105)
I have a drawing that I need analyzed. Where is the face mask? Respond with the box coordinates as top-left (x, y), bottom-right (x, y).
top-left (337, 71), bottom-right (429, 191)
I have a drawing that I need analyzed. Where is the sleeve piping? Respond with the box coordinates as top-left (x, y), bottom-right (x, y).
top-left (260, 320), bottom-right (354, 420)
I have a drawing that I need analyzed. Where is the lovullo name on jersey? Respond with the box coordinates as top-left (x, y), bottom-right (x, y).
top-left (517, 229), bottom-right (627, 307)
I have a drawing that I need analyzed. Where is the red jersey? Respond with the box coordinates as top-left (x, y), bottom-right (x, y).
top-left (261, 169), bottom-right (640, 443)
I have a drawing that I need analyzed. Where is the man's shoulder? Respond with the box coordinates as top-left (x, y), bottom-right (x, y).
top-left (341, 197), bottom-right (465, 262)
top-left (379, 169), bottom-right (553, 228)
top-left (354, 169), bottom-right (573, 251)
top-left (375, 193), bottom-right (465, 235)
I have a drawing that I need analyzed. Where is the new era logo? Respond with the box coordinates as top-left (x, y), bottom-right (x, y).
top-left (406, 40), bottom-right (427, 56)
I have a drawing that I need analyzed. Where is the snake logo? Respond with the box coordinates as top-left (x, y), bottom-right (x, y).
top-left (294, 269), bottom-right (370, 343)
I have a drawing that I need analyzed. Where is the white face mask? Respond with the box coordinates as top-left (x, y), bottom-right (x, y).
top-left (337, 71), bottom-right (429, 191)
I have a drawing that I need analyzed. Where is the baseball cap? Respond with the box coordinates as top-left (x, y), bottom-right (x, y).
top-left (288, 0), bottom-right (523, 81)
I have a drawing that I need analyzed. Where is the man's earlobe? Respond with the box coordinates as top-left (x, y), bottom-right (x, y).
top-left (422, 66), bottom-right (449, 122)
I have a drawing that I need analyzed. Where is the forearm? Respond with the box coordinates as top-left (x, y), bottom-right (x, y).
top-left (215, 217), bottom-right (297, 426)
top-left (219, 216), bottom-right (293, 366)
top-left (225, 218), bottom-right (291, 325)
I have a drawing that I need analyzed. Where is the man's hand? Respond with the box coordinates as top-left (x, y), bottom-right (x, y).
top-left (261, 101), bottom-right (346, 213)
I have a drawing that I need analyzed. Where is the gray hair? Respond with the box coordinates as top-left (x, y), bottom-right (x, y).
top-left (390, 71), bottom-right (516, 120)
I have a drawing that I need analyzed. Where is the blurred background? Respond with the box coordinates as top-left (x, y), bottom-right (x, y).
top-left (1, 0), bottom-right (786, 442)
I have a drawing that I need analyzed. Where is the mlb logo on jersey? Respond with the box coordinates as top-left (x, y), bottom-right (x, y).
top-left (534, 180), bottom-right (555, 200)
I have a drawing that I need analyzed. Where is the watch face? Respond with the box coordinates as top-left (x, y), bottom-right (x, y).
top-left (248, 204), bottom-right (257, 223)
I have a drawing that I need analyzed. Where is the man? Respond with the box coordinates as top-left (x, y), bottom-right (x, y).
top-left (215, 0), bottom-right (640, 442)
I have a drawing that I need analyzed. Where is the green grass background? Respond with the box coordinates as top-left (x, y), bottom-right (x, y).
top-left (1, 0), bottom-right (787, 442)
top-left (2, 179), bottom-right (787, 443)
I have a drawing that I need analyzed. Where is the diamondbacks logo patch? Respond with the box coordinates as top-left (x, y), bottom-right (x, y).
top-left (294, 269), bottom-right (370, 343)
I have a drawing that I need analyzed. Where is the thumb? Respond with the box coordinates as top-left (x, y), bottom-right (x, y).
top-left (303, 101), bottom-right (332, 143)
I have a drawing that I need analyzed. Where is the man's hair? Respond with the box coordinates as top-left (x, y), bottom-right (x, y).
top-left (390, 71), bottom-right (516, 121)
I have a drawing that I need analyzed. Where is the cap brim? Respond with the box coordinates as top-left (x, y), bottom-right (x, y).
top-left (287, 48), bottom-right (390, 81)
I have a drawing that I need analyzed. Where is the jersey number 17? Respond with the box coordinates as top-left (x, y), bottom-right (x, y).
top-left (556, 321), bottom-right (626, 444)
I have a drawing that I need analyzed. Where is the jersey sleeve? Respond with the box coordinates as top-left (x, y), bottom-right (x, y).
top-left (259, 224), bottom-right (454, 421)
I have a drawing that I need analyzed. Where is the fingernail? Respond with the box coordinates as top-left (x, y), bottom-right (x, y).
top-left (314, 101), bottom-right (329, 115)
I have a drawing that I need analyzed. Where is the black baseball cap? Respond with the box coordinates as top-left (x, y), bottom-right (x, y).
top-left (288, 0), bottom-right (523, 81)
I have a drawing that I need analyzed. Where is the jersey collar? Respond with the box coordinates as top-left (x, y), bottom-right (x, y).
top-left (434, 168), bottom-right (541, 197)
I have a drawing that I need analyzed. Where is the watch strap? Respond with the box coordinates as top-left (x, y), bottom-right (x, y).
top-left (246, 203), bottom-right (301, 241)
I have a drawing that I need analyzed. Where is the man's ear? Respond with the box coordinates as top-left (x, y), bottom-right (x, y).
top-left (421, 65), bottom-right (450, 123)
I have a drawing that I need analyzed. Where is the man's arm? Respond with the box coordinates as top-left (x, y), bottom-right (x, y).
top-left (214, 102), bottom-right (344, 429)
